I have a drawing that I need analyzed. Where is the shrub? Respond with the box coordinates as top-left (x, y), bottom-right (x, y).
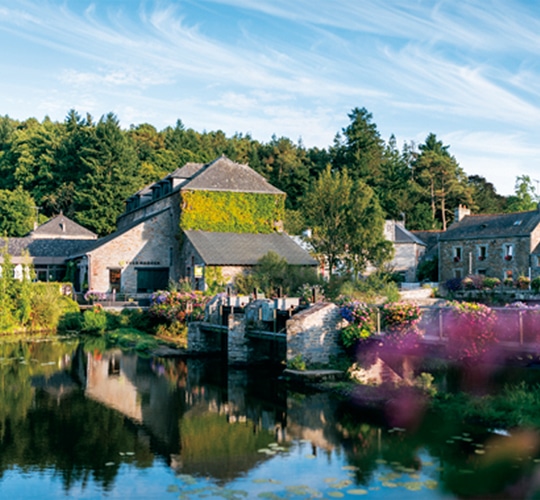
top-left (81, 305), bottom-right (107, 334)
top-left (149, 291), bottom-right (208, 323)
top-left (444, 301), bottom-right (497, 361)
top-left (380, 301), bottom-right (422, 349)
top-left (57, 312), bottom-right (82, 332)
top-left (516, 276), bottom-right (531, 290)
top-left (532, 276), bottom-right (540, 293)
top-left (297, 283), bottom-right (325, 304)
top-left (154, 321), bottom-right (188, 347)
top-left (483, 277), bottom-right (501, 289)
top-left (444, 278), bottom-right (462, 292)
top-left (339, 301), bottom-right (376, 348)
top-left (381, 301), bottom-right (422, 335)
top-left (504, 277), bottom-right (514, 287)
top-left (288, 354), bottom-right (306, 371)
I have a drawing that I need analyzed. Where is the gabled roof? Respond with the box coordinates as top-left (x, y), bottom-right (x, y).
top-left (184, 230), bottom-right (317, 266)
top-left (170, 162), bottom-right (205, 180)
top-left (181, 156), bottom-right (284, 194)
top-left (29, 214), bottom-right (97, 240)
top-left (440, 209), bottom-right (540, 241)
top-left (2, 238), bottom-right (95, 258)
top-left (386, 221), bottom-right (426, 246)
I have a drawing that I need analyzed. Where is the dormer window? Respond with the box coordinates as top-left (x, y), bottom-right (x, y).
top-left (513, 220), bottom-right (522, 226)
top-left (162, 181), bottom-right (171, 195)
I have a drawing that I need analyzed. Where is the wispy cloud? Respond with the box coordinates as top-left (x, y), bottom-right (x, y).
top-left (0, 0), bottom-right (538, 196)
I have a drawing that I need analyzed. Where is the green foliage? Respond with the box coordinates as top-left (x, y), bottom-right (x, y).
top-left (0, 187), bottom-right (36, 236)
top-left (81, 305), bottom-right (108, 334)
top-left (416, 256), bottom-right (438, 282)
top-left (302, 166), bottom-right (390, 277)
top-left (287, 354), bottom-right (306, 371)
top-left (203, 267), bottom-right (227, 295)
top-left (531, 276), bottom-right (540, 293)
top-left (414, 133), bottom-right (473, 230)
top-left (234, 251), bottom-right (320, 297)
top-left (505, 175), bottom-right (539, 213)
top-left (180, 190), bottom-right (285, 233)
top-left (413, 372), bottom-right (437, 397)
top-left (0, 107), bottom-right (515, 243)
top-left (336, 273), bottom-right (400, 303)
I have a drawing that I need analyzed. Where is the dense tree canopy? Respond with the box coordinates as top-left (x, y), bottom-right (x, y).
top-left (0, 107), bottom-right (523, 245)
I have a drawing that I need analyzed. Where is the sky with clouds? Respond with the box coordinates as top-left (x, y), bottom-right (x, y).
top-left (0, 0), bottom-right (539, 196)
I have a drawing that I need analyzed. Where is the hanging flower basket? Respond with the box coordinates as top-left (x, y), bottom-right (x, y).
top-left (504, 255), bottom-right (512, 261)
top-left (478, 256), bottom-right (485, 261)
top-left (454, 257), bottom-right (460, 263)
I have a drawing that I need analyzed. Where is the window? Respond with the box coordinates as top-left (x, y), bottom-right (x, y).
top-left (477, 245), bottom-right (487, 261)
top-left (478, 269), bottom-right (487, 275)
top-left (503, 244), bottom-right (513, 261)
top-left (453, 246), bottom-right (462, 263)
top-left (454, 269), bottom-right (462, 279)
top-left (109, 268), bottom-right (121, 292)
top-left (136, 268), bottom-right (169, 293)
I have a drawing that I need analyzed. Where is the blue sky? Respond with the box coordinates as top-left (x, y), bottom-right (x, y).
top-left (1, 0), bottom-right (539, 196)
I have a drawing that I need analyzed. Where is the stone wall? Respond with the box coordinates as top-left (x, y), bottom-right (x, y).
top-left (88, 207), bottom-right (179, 293)
top-left (440, 235), bottom-right (534, 282)
top-left (286, 302), bottom-right (345, 365)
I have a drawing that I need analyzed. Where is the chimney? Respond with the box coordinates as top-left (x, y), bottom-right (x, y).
top-left (454, 204), bottom-right (470, 222)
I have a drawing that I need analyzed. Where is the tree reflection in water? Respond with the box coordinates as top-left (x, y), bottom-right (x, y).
top-left (0, 339), bottom-right (539, 498)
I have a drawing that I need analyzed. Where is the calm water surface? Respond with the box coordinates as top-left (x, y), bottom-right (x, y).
top-left (0, 338), bottom-right (539, 499)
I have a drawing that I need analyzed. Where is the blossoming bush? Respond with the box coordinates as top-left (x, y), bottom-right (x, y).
top-left (148, 291), bottom-right (209, 324)
top-left (380, 301), bottom-right (422, 347)
top-left (444, 301), bottom-right (497, 361)
top-left (339, 301), bottom-right (376, 348)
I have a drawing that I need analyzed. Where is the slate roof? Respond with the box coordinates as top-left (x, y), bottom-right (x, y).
top-left (29, 214), bottom-right (97, 240)
top-left (180, 156), bottom-right (284, 194)
top-left (440, 209), bottom-right (540, 241)
top-left (388, 223), bottom-right (426, 246)
top-left (1, 238), bottom-right (95, 258)
top-left (170, 162), bottom-right (205, 180)
top-left (184, 230), bottom-right (318, 266)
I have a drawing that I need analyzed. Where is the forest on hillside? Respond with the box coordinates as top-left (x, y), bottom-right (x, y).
top-left (0, 107), bottom-right (536, 238)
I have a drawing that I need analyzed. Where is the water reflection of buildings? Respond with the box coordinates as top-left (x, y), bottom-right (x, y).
top-left (79, 351), bottom-right (339, 480)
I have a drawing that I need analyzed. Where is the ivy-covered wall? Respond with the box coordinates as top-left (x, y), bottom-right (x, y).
top-left (180, 190), bottom-right (285, 233)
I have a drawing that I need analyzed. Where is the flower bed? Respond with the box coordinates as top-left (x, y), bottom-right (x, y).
top-left (149, 291), bottom-right (209, 323)
top-left (443, 301), bottom-right (497, 362)
top-left (380, 301), bottom-right (422, 350)
top-left (339, 301), bottom-right (376, 348)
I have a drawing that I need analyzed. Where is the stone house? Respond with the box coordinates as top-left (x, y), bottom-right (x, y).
top-left (71, 155), bottom-right (316, 294)
top-left (438, 205), bottom-right (540, 283)
top-left (1, 213), bottom-right (97, 282)
top-left (382, 220), bottom-right (427, 282)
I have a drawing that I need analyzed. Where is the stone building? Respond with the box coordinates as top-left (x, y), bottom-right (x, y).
top-left (1, 213), bottom-right (97, 282)
top-left (71, 155), bottom-right (316, 294)
top-left (382, 220), bottom-right (427, 282)
top-left (438, 205), bottom-right (540, 282)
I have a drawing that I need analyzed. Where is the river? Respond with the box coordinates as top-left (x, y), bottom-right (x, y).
top-left (0, 337), bottom-right (538, 499)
